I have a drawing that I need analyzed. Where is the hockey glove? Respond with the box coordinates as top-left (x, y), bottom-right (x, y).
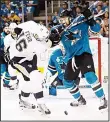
top-left (82, 8), bottom-right (96, 26)
top-left (4, 47), bottom-right (10, 63)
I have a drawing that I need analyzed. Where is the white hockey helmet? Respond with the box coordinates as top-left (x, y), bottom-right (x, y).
top-left (9, 22), bottom-right (17, 29)
top-left (32, 23), bottom-right (52, 47)
top-left (33, 24), bottom-right (49, 41)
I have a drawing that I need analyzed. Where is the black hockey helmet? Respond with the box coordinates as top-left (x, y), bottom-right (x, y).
top-left (60, 9), bottom-right (72, 17)
top-left (59, 10), bottom-right (72, 26)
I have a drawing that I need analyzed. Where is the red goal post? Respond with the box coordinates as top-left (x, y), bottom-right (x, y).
top-left (89, 37), bottom-right (101, 83)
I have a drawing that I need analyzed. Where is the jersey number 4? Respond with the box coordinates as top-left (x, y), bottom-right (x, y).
top-left (16, 39), bottom-right (27, 52)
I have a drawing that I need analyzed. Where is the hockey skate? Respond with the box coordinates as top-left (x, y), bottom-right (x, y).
top-left (37, 103), bottom-right (51, 115)
top-left (9, 79), bottom-right (19, 90)
top-left (19, 94), bottom-right (36, 109)
top-left (3, 79), bottom-right (19, 90)
top-left (99, 97), bottom-right (107, 110)
top-left (3, 83), bottom-right (11, 89)
top-left (70, 95), bottom-right (86, 106)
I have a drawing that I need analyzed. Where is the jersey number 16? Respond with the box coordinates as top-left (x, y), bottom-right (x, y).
top-left (16, 39), bottom-right (27, 52)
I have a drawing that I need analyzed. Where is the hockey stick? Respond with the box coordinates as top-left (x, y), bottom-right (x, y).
top-left (59, 1), bottom-right (101, 36)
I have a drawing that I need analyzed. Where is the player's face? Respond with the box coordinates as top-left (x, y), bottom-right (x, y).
top-left (3, 27), bottom-right (10, 34)
top-left (59, 17), bottom-right (70, 26)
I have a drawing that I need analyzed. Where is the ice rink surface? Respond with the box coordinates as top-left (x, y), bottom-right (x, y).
top-left (1, 80), bottom-right (108, 121)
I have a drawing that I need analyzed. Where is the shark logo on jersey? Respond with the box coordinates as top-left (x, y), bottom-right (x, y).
top-left (65, 29), bottom-right (81, 45)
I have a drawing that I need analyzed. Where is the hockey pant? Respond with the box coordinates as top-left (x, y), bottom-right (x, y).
top-left (10, 54), bottom-right (45, 102)
top-left (63, 53), bottom-right (105, 100)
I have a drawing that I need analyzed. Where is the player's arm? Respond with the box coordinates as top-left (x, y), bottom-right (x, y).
top-left (82, 8), bottom-right (101, 33)
top-left (3, 36), bottom-right (11, 63)
top-left (0, 33), bottom-right (5, 48)
top-left (47, 55), bottom-right (57, 76)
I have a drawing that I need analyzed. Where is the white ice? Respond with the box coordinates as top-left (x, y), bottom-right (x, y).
top-left (1, 79), bottom-right (108, 121)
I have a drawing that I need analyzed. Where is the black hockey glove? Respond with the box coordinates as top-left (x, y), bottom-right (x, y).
top-left (4, 47), bottom-right (10, 63)
top-left (49, 29), bottom-right (60, 47)
top-left (82, 8), bottom-right (96, 26)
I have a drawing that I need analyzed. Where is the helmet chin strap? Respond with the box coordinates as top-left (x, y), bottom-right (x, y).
top-left (11, 32), bottom-right (17, 40)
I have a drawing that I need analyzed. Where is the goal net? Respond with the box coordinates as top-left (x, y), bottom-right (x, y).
top-left (89, 37), bottom-right (108, 84)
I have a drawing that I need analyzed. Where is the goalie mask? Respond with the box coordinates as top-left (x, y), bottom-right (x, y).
top-left (59, 10), bottom-right (72, 26)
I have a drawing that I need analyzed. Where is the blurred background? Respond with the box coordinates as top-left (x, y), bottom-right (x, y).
top-left (0, 0), bottom-right (109, 37)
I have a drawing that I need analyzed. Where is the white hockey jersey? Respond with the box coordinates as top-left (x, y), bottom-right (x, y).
top-left (4, 34), bottom-right (15, 51)
top-left (8, 21), bottom-right (50, 61)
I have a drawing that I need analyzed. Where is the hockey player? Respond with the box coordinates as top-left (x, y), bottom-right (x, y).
top-left (45, 43), bottom-right (81, 96)
top-left (0, 23), bottom-right (12, 89)
top-left (2, 23), bottom-right (19, 90)
top-left (7, 21), bottom-right (51, 114)
top-left (49, 9), bottom-right (107, 110)
top-left (1, 24), bottom-right (10, 76)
